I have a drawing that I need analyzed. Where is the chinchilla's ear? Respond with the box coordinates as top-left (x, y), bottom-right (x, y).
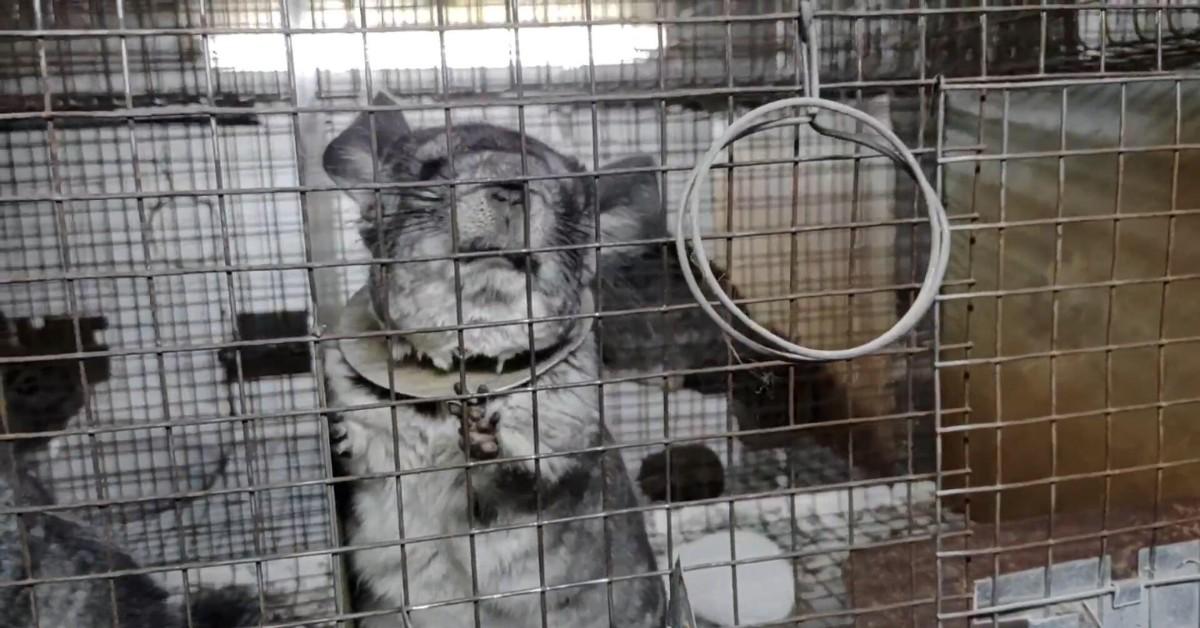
top-left (596, 154), bottom-right (665, 255)
top-left (322, 91), bottom-right (411, 205)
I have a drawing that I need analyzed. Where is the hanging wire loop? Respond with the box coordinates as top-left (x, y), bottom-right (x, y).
top-left (673, 69), bottom-right (950, 362)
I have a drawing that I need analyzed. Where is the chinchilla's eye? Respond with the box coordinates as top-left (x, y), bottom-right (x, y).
top-left (418, 157), bottom-right (447, 181)
top-left (497, 181), bottom-right (523, 193)
top-left (490, 182), bottom-right (524, 204)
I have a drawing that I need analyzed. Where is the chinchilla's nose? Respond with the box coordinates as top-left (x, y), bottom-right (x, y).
top-left (454, 185), bottom-right (525, 252)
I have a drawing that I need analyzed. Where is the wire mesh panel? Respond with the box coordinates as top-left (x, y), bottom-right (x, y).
top-left (930, 5), bottom-right (1200, 628)
top-left (935, 74), bottom-right (1200, 626)
top-left (1, 1), bottom-right (1198, 628)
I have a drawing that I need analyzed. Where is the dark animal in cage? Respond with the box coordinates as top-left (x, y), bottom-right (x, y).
top-left (322, 92), bottom-right (665, 627)
top-left (0, 449), bottom-right (273, 628)
top-left (600, 231), bottom-right (853, 452)
top-left (0, 323), bottom-right (264, 627)
top-left (593, 159), bottom-right (856, 457)
top-left (1, 362), bottom-right (88, 455)
top-left (0, 313), bottom-right (108, 454)
top-left (0, 313), bottom-right (231, 522)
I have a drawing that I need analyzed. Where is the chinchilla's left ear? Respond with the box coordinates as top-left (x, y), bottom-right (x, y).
top-left (322, 91), bottom-right (411, 206)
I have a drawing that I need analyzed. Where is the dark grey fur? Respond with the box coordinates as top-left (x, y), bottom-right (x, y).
top-left (0, 361), bottom-right (270, 628)
top-left (0, 447), bottom-right (270, 628)
top-left (593, 163), bottom-right (850, 452)
top-left (2, 362), bottom-right (87, 455)
top-left (1, 364), bottom-right (232, 522)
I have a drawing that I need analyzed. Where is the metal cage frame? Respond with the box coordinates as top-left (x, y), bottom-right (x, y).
top-left (1, 1), bottom-right (1199, 627)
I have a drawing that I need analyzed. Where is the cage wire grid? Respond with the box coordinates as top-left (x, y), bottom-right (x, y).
top-left (931, 74), bottom-right (1200, 627)
top-left (0, 1), bottom-right (1198, 627)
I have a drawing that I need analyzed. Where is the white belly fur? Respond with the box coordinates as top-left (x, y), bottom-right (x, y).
top-left (326, 346), bottom-right (623, 627)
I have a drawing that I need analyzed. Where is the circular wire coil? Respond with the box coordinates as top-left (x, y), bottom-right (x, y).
top-left (673, 97), bottom-right (951, 362)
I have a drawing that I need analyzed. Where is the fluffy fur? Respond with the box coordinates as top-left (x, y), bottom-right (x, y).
top-left (0, 446), bottom-right (270, 628)
top-left (0, 344), bottom-right (271, 628)
top-left (323, 93), bottom-right (664, 627)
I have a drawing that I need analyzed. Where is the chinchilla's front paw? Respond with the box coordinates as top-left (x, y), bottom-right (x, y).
top-left (328, 414), bottom-right (361, 459)
top-left (447, 383), bottom-right (500, 461)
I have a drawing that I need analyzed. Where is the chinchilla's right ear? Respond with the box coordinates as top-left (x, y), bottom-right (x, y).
top-left (595, 154), bottom-right (665, 267)
top-left (322, 91), bottom-right (411, 206)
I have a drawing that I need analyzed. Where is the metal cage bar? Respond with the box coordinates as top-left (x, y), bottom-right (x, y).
top-left (0, 2), bottom-right (1197, 628)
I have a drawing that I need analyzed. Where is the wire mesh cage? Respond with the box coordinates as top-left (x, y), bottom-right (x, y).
top-left (1, 1), bottom-right (1198, 627)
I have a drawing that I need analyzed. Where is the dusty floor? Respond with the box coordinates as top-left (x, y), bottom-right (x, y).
top-left (846, 498), bottom-right (1200, 628)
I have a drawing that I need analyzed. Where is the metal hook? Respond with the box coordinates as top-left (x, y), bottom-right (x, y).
top-left (797, 0), bottom-right (820, 103)
top-left (739, 1), bottom-right (917, 177)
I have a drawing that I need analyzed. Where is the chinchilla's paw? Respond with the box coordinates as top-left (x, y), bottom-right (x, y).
top-left (448, 383), bottom-right (500, 461)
